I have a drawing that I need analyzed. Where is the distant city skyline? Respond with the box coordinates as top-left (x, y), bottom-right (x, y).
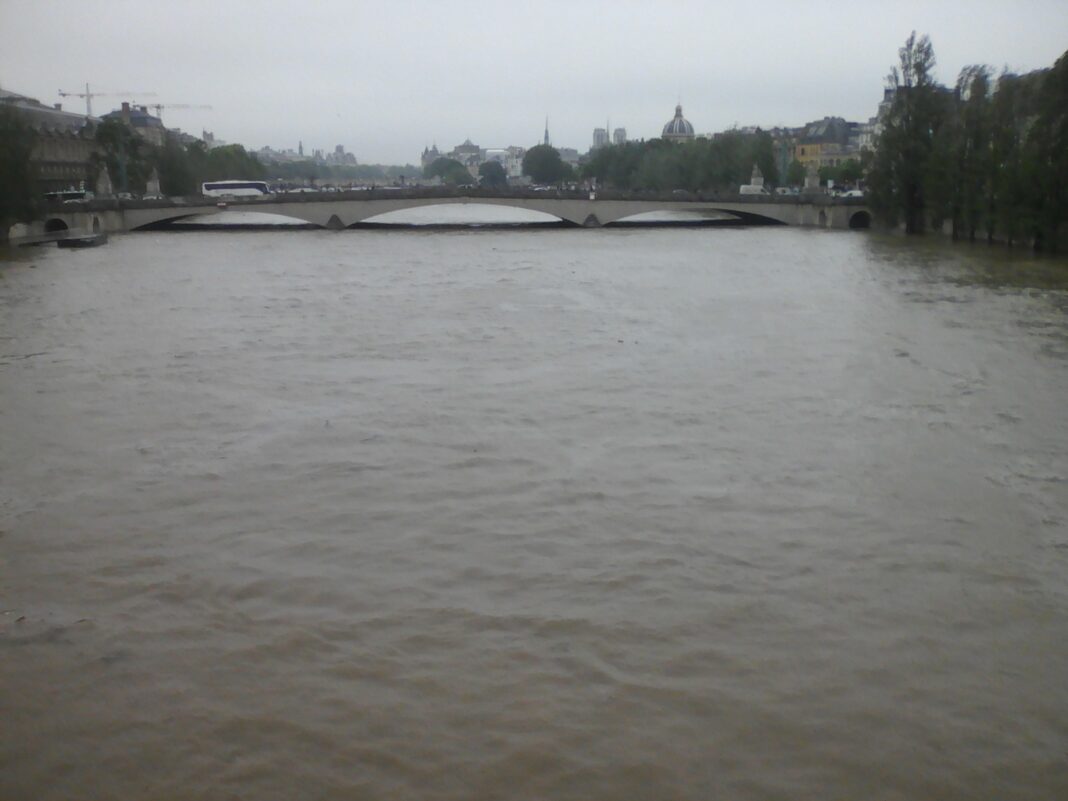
top-left (2, 0), bottom-right (1066, 164)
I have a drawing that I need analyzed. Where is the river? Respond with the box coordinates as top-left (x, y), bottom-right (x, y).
top-left (2, 221), bottom-right (1067, 799)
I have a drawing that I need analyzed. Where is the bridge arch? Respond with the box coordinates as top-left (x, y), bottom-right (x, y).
top-left (131, 211), bottom-right (320, 231)
top-left (45, 218), bottom-right (69, 233)
top-left (131, 213), bottom-right (209, 230)
top-left (357, 201), bottom-right (566, 227)
top-left (848, 210), bottom-right (872, 229)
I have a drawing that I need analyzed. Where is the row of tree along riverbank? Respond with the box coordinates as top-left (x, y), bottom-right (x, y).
top-left (868, 34), bottom-right (1067, 251)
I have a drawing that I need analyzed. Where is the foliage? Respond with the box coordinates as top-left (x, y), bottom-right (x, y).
top-left (582, 141), bottom-right (647, 190)
top-left (94, 118), bottom-right (154, 193)
top-left (785, 159), bottom-right (805, 187)
top-left (0, 105), bottom-right (41, 235)
top-left (155, 133), bottom-right (199, 196)
top-left (1027, 49), bottom-right (1068, 251)
top-left (816, 159), bottom-right (863, 187)
top-left (522, 145), bottom-right (572, 184)
top-left (867, 32), bottom-right (945, 233)
top-left (581, 130), bottom-right (780, 192)
top-left (869, 32), bottom-right (1068, 249)
top-left (424, 157), bottom-right (473, 185)
top-left (478, 160), bottom-right (508, 188)
top-left (197, 144), bottom-right (265, 182)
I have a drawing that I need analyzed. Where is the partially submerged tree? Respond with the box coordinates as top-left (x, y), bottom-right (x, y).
top-left (868, 32), bottom-right (946, 233)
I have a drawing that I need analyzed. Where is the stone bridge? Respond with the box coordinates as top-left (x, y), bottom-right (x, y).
top-left (36, 187), bottom-right (873, 234)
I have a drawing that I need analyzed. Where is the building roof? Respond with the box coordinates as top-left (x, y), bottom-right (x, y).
top-left (662, 104), bottom-right (695, 139)
top-left (101, 104), bottom-right (164, 130)
top-left (799, 117), bottom-right (857, 145)
top-left (0, 87), bottom-right (97, 134)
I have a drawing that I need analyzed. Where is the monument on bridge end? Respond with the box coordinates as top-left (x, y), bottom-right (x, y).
top-left (95, 167), bottom-right (114, 198)
top-left (803, 162), bottom-right (821, 194)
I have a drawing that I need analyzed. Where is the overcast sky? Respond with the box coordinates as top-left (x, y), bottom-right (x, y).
top-left (2, 0), bottom-right (1065, 164)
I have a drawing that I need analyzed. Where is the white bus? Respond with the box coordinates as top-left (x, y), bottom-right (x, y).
top-left (201, 180), bottom-right (271, 198)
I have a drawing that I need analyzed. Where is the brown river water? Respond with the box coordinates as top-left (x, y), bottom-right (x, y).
top-left (2, 222), bottom-right (1068, 799)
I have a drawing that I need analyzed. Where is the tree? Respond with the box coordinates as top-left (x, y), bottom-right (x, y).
top-left (581, 141), bottom-right (647, 190)
top-left (154, 133), bottom-right (199, 196)
top-left (868, 32), bottom-right (945, 233)
top-left (201, 144), bottom-right (265, 181)
top-left (746, 130), bottom-right (780, 187)
top-left (1027, 49), bottom-right (1068, 251)
top-left (0, 106), bottom-right (40, 239)
top-left (636, 141), bottom-right (693, 190)
top-left (93, 118), bottom-right (154, 193)
top-left (424, 157), bottom-right (472, 185)
top-left (478, 160), bottom-right (508, 188)
top-left (522, 145), bottom-right (571, 184)
top-left (957, 66), bottom-right (994, 241)
top-left (838, 159), bottom-right (864, 185)
top-left (785, 159), bottom-right (805, 187)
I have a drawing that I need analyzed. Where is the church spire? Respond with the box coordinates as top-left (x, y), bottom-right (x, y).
top-left (544, 116), bottom-right (550, 147)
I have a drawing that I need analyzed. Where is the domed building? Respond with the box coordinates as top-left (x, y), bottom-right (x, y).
top-left (662, 104), bottom-right (695, 142)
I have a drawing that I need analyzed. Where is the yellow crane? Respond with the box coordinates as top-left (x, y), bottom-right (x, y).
top-left (58, 84), bottom-right (156, 117)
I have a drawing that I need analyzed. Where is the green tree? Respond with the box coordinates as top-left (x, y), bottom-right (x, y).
top-left (154, 133), bottom-right (198, 196)
top-left (868, 32), bottom-right (945, 233)
top-left (988, 70), bottom-right (1039, 246)
top-left (838, 158), bottom-right (864, 185)
top-left (424, 157), bottom-right (472, 185)
top-left (478, 160), bottom-right (508, 188)
top-left (697, 132), bottom-right (749, 191)
top-left (958, 66), bottom-right (994, 241)
top-left (1027, 49), bottom-right (1068, 251)
top-left (522, 145), bottom-right (571, 184)
top-left (746, 130), bottom-right (780, 187)
top-left (94, 118), bottom-right (153, 193)
top-left (201, 144), bottom-right (265, 181)
top-left (785, 159), bottom-right (805, 187)
top-left (0, 106), bottom-right (40, 239)
top-left (581, 141), bottom-right (649, 190)
top-left (636, 141), bottom-right (692, 190)
top-left (818, 165), bottom-right (840, 185)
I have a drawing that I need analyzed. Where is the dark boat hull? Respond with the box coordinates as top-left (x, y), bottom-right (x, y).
top-left (57, 233), bottom-right (108, 248)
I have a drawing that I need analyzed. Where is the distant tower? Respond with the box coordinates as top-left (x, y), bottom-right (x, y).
top-left (544, 117), bottom-right (550, 147)
top-left (613, 127), bottom-right (627, 145)
top-left (298, 140), bottom-right (304, 157)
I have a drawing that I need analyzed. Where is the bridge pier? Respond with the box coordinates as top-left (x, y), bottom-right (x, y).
top-left (582, 214), bottom-right (602, 228)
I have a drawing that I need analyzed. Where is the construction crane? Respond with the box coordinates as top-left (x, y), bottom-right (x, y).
top-left (147, 103), bottom-right (213, 121)
top-left (58, 84), bottom-right (156, 117)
